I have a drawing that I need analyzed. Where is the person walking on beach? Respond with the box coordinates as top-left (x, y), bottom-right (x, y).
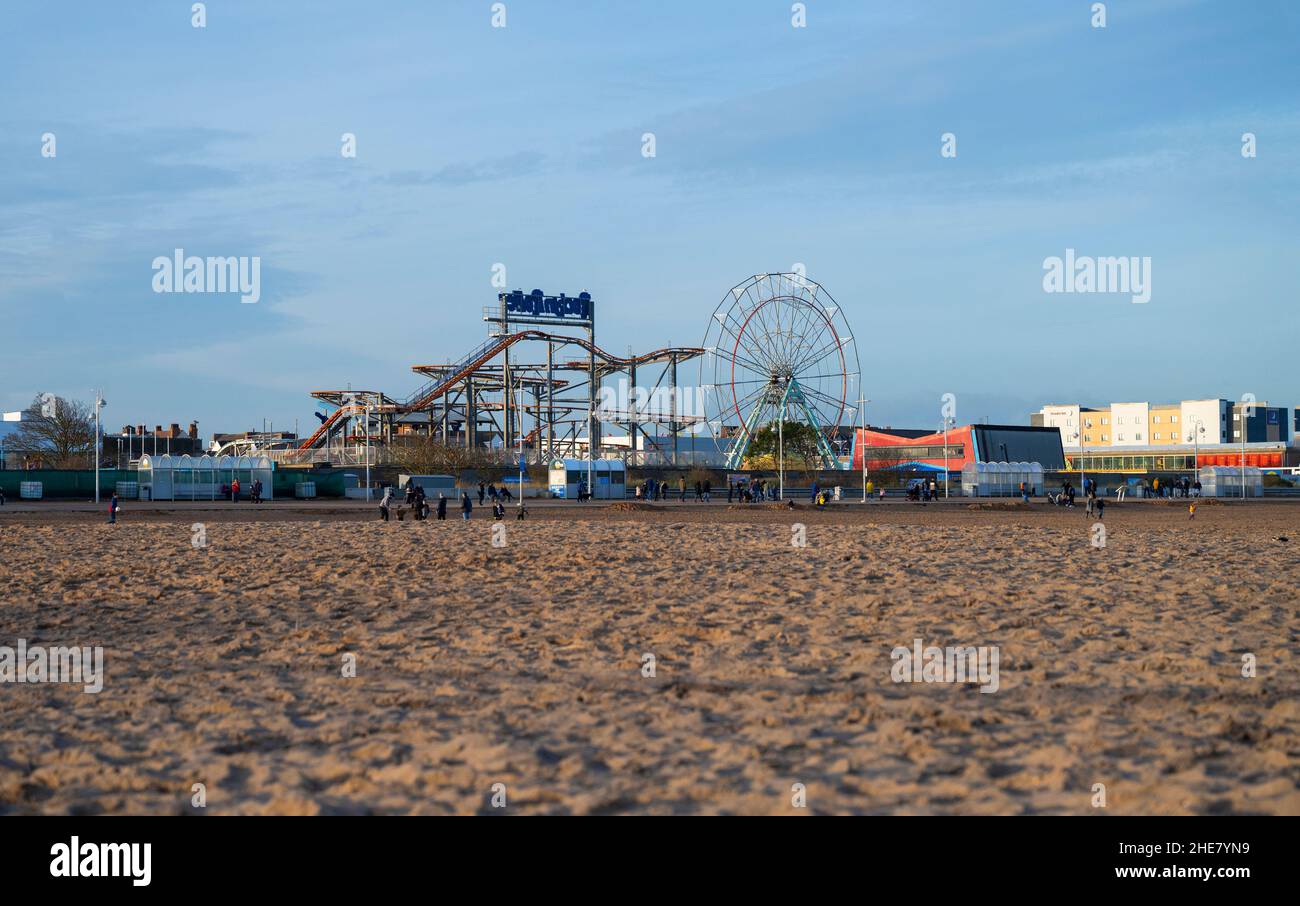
top-left (703, 479), bottom-right (711, 502)
top-left (107, 492), bottom-right (119, 524)
top-left (437, 492), bottom-right (447, 521)
top-left (1095, 497), bottom-right (1105, 520)
top-left (379, 485), bottom-right (393, 521)
top-left (493, 500), bottom-right (505, 520)
top-left (231, 477), bottom-right (241, 501)
top-left (477, 481), bottom-right (486, 505)
top-left (461, 491), bottom-right (473, 520)
top-left (678, 475), bottom-right (686, 502)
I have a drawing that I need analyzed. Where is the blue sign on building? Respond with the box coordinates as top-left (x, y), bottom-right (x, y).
top-left (501, 289), bottom-right (592, 322)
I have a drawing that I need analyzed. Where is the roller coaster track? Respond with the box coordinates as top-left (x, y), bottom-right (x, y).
top-left (298, 404), bottom-right (364, 450)
top-left (401, 331), bottom-right (704, 413)
top-left (300, 332), bottom-right (706, 450)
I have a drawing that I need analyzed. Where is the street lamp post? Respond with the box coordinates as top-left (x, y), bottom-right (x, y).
top-left (516, 384), bottom-right (525, 509)
top-left (1071, 431), bottom-right (1084, 496)
top-left (1187, 418), bottom-right (1204, 490)
top-left (93, 391), bottom-right (106, 504)
top-left (858, 396), bottom-right (871, 502)
top-left (940, 416), bottom-right (954, 499)
top-left (777, 411), bottom-right (784, 501)
top-left (364, 400), bottom-right (372, 502)
top-left (1240, 414), bottom-right (1247, 500)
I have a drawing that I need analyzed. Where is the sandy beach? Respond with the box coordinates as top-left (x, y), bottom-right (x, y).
top-left (1, 499), bottom-right (1297, 815)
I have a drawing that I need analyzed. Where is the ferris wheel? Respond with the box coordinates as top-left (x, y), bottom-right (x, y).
top-left (699, 273), bottom-right (860, 469)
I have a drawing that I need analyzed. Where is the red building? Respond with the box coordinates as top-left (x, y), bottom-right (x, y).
top-left (851, 424), bottom-right (1066, 474)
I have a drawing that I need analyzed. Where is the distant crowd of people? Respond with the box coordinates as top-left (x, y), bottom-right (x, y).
top-left (377, 480), bottom-right (526, 523)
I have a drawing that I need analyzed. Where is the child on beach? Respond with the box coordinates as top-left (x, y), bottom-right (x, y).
top-left (379, 486), bottom-right (393, 521)
top-left (107, 493), bottom-right (119, 524)
top-left (1095, 498), bottom-right (1105, 520)
top-left (1189, 502), bottom-right (1196, 520)
top-left (437, 493), bottom-right (447, 520)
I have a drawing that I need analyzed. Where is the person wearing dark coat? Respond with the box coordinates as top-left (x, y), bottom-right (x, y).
top-left (436, 493), bottom-right (447, 520)
top-left (461, 492), bottom-right (473, 520)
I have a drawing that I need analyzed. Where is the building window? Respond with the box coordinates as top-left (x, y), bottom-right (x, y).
top-left (1102, 434), bottom-right (1109, 441)
top-left (1118, 434), bottom-right (1125, 441)
top-left (1135, 433), bottom-right (1142, 441)
top-left (1153, 416), bottom-right (1161, 423)
top-left (1153, 433), bottom-right (1160, 440)
top-left (1171, 415), bottom-right (1178, 423)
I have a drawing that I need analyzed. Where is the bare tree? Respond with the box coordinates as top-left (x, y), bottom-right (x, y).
top-left (865, 440), bottom-right (908, 487)
top-left (388, 435), bottom-right (498, 477)
top-left (8, 395), bottom-right (96, 468)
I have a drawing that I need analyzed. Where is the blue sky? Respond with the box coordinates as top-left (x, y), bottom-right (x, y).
top-left (1, 0), bottom-right (1297, 436)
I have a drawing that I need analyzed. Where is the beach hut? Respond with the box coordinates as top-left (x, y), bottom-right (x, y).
top-left (547, 458), bottom-right (626, 499)
top-left (137, 453), bottom-right (172, 500)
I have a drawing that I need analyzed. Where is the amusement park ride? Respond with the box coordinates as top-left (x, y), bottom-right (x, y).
top-left (700, 273), bottom-right (860, 470)
top-left (291, 274), bottom-right (860, 470)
